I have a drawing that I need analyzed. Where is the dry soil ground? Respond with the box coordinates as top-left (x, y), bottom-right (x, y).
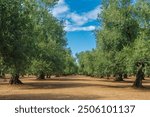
top-left (0, 75), bottom-right (150, 100)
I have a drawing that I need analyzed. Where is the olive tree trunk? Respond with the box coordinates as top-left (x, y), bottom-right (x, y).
top-left (133, 63), bottom-right (144, 88)
top-left (37, 72), bottom-right (45, 80)
top-left (9, 74), bottom-right (23, 84)
top-left (0, 71), bottom-right (5, 78)
top-left (46, 74), bottom-right (51, 78)
top-left (115, 73), bottom-right (123, 81)
top-left (123, 73), bottom-right (128, 79)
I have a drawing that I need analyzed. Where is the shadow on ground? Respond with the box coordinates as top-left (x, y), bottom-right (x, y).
top-left (0, 76), bottom-right (150, 100)
top-left (21, 81), bottom-right (132, 90)
top-left (0, 93), bottom-right (102, 100)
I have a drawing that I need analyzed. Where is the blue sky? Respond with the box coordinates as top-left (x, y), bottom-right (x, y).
top-left (52, 0), bottom-right (101, 56)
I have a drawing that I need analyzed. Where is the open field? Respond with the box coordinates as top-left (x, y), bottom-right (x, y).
top-left (0, 75), bottom-right (150, 100)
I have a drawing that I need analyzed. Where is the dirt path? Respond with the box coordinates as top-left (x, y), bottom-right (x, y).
top-left (0, 75), bottom-right (150, 100)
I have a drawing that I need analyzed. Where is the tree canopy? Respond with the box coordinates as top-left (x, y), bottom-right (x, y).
top-left (0, 0), bottom-right (77, 84)
top-left (77, 0), bottom-right (150, 88)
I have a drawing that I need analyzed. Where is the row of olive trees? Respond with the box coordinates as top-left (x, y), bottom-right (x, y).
top-left (77, 0), bottom-right (150, 88)
top-left (0, 0), bottom-right (77, 84)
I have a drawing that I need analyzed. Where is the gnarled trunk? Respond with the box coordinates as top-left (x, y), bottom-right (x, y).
top-left (133, 73), bottom-right (143, 88)
top-left (123, 73), bottom-right (128, 79)
top-left (56, 74), bottom-right (60, 77)
top-left (0, 72), bottom-right (5, 78)
top-left (107, 74), bottom-right (110, 79)
top-left (46, 74), bottom-right (51, 78)
top-left (133, 63), bottom-right (144, 88)
top-left (37, 72), bottom-right (45, 80)
top-left (115, 73), bottom-right (123, 81)
top-left (9, 74), bottom-right (23, 85)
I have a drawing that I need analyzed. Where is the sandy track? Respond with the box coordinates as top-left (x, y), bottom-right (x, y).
top-left (0, 75), bottom-right (150, 100)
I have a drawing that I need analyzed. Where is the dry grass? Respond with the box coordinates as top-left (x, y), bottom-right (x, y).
top-left (0, 75), bottom-right (150, 100)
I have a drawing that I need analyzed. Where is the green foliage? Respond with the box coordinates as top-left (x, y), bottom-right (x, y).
top-left (0, 0), bottom-right (77, 81)
top-left (29, 5), bottom-right (67, 77)
top-left (0, 0), bottom-right (36, 75)
top-left (63, 49), bottom-right (78, 75)
top-left (77, 50), bottom-right (96, 76)
top-left (78, 0), bottom-right (150, 78)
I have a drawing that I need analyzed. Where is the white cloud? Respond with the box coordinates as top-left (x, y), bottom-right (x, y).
top-left (65, 25), bottom-right (96, 32)
top-left (64, 18), bottom-right (98, 31)
top-left (85, 6), bottom-right (101, 20)
top-left (52, 0), bottom-right (69, 17)
top-left (67, 13), bottom-right (88, 26)
top-left (52, 0), bottom-right (101, 32)
top-left (66, 5), bottom-right (101, 26)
